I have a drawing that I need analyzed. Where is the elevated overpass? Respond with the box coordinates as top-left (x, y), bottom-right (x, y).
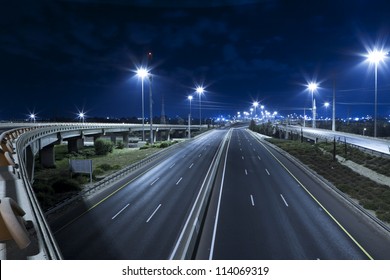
top-left (276, 125), bottom-right (390, 156)
top-left (0, 122), bottom-right (205, 259)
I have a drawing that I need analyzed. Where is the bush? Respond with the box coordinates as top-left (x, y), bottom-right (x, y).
top-left (93, 168), bottom-right (104, 177)
top-left (159, 142), bottom-right (169, 148)
top-left (94, 139), bottom-right (114, 155)
top-left (98, 163), bottom-right (112, 171)
top-left (116, 140), bottom-right (125, 149)
top-left (140, 145), bottom-right (149, 150)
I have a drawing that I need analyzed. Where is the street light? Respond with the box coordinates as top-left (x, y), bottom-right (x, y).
top-left (253, 101), bottom-right (259, 119)
top-left (29, 113), bottom-right (36, 123)
top-left (307, 82), bottom-right (318, 128)
top-left (136, 67), bottom-right (149, 141)
top-left (366, 49), bottom-right (387, 137)
top-left (188, 95), bottom-right (193, 138)
top-left (196, 86), bottom-right (204, 127)
top-left (78, 112), bottom-right (85, 123)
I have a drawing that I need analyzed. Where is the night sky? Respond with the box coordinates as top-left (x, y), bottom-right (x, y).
top-left (1, 0), bottom-right (390, 121)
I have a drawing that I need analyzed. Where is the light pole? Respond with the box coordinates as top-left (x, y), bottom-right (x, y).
top-left (196, 86), bottom-right (204, 128)
top-left (253, 101), bottom-right (259, 119)
top-left (136, 68), bottom-right (149, 141)
top-left (29, 113), bottom-right (36, 123)
top-left (367, 49), bottom-right (387, 137)
top-left (188, 95), bottom-right (193, 138)
top-left (324, 102), bottom-right (330, 127)
top-left (78, 112), bottom-right (85, 123)
top-left (307, 82), bottom-right (318, 128)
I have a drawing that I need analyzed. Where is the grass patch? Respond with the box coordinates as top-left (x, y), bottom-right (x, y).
top-left (267, 138), bottom-right (390, 223)
top-left (33, 144), bottom-right (163, 209)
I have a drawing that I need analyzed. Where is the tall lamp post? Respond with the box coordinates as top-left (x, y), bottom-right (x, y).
top-left (136, 68), bottom-right (149, 141)
top-left (196, 86), bottom-right (204, 128)
top-left (367, 49), bottom-right (387, 137)
top-left (78, 112), bottom-right (85, 123)
top-left (307, 82), bottom-right (318, 128)
top-left (253, 101), bottom-right (259, 119)
top-left (188, 95), bottom-right (193, 138)
top-left (29, 113), bottom-right (36, 123)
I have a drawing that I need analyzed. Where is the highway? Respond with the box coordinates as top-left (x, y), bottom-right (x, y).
top-left (196, 128), bottom-right (390, 259)
top-left (52, 129), bottom-right (228, 259)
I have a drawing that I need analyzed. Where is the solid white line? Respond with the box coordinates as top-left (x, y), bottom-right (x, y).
top-left (250, 195), bottom-right (255, 206)
top-left (245, 169), bottom-right (248, 175)
top-left (146, 204), bottom-right (162, 223)
top-left (209, 129), bottom-right (232, 260)
top-left (176, 177), bottom-right (183, 185)
top-left (111, 203), bottom-right (130, 220)
top-left (265, 168), bottom-right (270, 175)
top-left (150, 177), bottom-right (160, 185)
top-left (280, 194), bottom-right (289, 207)
top-left (170, 163), bottom-right (176, 169)
top-left (189, 163), bottom-right (194, 168)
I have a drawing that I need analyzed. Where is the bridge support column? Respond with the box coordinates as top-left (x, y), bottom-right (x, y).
top-left (24, 146), bottom-right (35, 183)
top-left (154, 129), bottom-right (158, 143)
top-left (110, 135), bottom-right (117, 144)
top-left (67, 138), bottom-right (84, 153)
top-left (39, 145), bottom-right (55, 168)
top-left (122, 133), bottom-right (129, 148)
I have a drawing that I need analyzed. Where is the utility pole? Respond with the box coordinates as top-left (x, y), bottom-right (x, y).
top-left (332, 78), bottom-right (336, 131)
top-left (148, 52), bottom-right (154, 144)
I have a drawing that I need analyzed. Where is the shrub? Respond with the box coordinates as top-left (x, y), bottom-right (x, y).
top-left (159, 142), bottom-right (169, 148)
top-left (140, 145), bottom-right (149, 150)
top-left (116, 140), bottom-right (125, 149)
top-left (93, 168), bottom-right (104, 177)
top-left (94, 139), bottom-right (114, 155)
top-left (98, 163), bottom-right (112, 171)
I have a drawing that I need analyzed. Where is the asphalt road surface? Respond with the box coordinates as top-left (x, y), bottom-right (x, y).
top-left (53, 129), bottom-right (228, 259)
top-left (196, 128), bottom-right (390, 260)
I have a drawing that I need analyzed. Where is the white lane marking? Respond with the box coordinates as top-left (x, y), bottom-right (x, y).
top-left (170, 163), bottom-right (176, 169)
top-left (150, 177), bottom-right (160, 185)
top-left (265, 169), bottom-right (270, 175)
top-left (250, 195), bottom-right (255, 206)
top-left (111, 203), bottom-right (130, 220)
top-left (242, 156), bottom-right (244, 160)
top-left (209, 129), bottom-right (233, 260)
top-left (176, 177), bottom-right (183, 185)
top-left (189, 163), bottom-right (194, 169)
top-left (245, 169), bottom-right (248, 175)
top-left (146, 204), bottom-right (162, 223)
top-left (198, 153), bottom-right (202, 157)
top-left (253, 148), bottom-right (256, 151)
top-left (258, 155), bottom-right (261, 160)
top-left (280, 194), bottom-right (289, 207)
